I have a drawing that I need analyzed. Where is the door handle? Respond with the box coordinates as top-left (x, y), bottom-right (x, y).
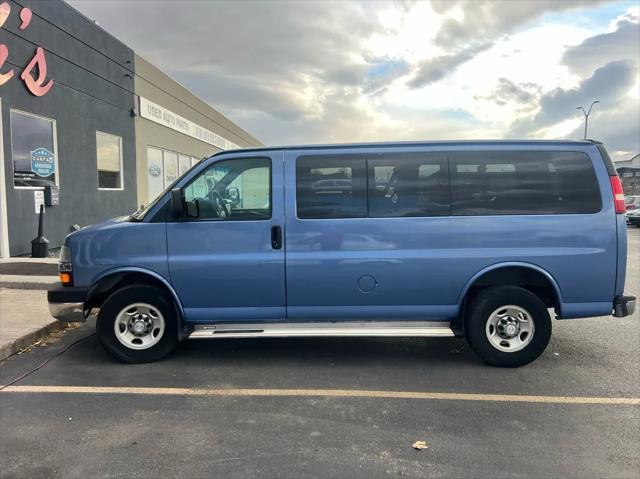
top-left (271, 225), bottom-right (282, 250)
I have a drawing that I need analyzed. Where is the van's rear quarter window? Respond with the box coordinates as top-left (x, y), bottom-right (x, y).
top-left (449, 151), bottom-right (602, 215)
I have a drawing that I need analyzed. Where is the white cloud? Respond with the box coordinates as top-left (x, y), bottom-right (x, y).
top-left (69, 0), bottom-right (639, 157)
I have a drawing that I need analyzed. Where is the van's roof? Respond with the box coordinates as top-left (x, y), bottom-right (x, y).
top-left (220, 139), bottom-right (598, 155)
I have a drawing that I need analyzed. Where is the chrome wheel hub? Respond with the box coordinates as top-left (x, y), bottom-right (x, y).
top-left (486, 305), bottom-right (534, 353)
top-left (498, 317), bottom-right (520, 338)
top-left (132, 316), bottom-right (149, 335)
top-left (114, 303), bottom-right (165, 350)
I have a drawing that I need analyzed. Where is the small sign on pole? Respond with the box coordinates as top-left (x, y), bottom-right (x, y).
top-left (34, 190), bottom-right (45, 214)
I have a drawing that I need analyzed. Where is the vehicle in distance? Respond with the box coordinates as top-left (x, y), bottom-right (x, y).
top-left (624, 196), bottom-right (640, 226)
top-left (626, 207), bottom-right (640, 226)
top-left (48, 140), bottom-right (636, 367)
top-left (624, 195), bottom-right (640, 211)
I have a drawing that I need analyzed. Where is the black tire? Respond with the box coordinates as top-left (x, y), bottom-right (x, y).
top-left (464, 286), bottom-right (551, 367)
top-left (97, 284), bottom-right (178, 363)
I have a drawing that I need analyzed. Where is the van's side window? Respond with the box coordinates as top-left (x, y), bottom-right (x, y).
top-left (183, 157), bottom-right (271, 221)
top-left (296, 156), bottom-right (367, 219)
top-left (368, 153), bottom-right (449, 217)
top-left (450, 151), bottom-right (601, 215)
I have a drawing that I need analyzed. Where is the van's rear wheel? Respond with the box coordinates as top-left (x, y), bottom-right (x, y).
top-left (97, 285), bottom-right (178, 363)
top-left (465, 286), bottom-right (551, 367)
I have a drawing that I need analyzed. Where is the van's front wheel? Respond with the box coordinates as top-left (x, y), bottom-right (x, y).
top-left (465, 286), bottom-right (551, 367)
top-left (97, 285), bottom-right (178, 363)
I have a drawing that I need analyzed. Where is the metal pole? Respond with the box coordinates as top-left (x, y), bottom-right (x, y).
top-left (584, 114), bottom-right (588, 140)
top-left (577, 101), bottom-right (599, 140)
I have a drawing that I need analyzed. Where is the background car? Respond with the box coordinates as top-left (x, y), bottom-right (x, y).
top-left (624, 196), bottom-right (640, 225)
top-left (626, 208), bottom-right (640, 226)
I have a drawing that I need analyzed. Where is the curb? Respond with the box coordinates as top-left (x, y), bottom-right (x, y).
top-left (0, 319), bottom-right (63, 361)
top-left (0, 275), bottom-right (57, 290)
top-left (0, 257), bottom-right (59, 264)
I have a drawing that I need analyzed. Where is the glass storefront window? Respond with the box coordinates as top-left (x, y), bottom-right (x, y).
top-left (178, 154), bottom-right (191, 176)
top-left (147, 147), bottom-right (165, 203)
top-left (10, 110), bottom-right (58, 189)
top-left (163, 151), bottom-right (178, 188)
top-left (96, 131), bottom-right (123, 190)
top-left (145, 148), bottom-right (207, 204)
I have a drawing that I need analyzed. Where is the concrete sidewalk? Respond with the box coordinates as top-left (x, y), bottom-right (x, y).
top-left (0, 258), bottom-right (70, 360)
top-left (0, 288), bottom-right (63, 361)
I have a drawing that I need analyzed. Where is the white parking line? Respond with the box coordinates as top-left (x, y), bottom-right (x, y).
top-left (2, 385), bottom-right (639, 405)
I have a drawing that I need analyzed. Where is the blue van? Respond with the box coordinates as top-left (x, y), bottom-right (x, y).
top-left (48, 140), bottom-right (635, 367)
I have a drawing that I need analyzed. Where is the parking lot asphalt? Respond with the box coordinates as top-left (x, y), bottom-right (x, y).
top-left (1, 229), bottom-right (638, 478)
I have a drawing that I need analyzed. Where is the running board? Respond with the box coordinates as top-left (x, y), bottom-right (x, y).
top-left (188, 321), bottom-right (454, 339)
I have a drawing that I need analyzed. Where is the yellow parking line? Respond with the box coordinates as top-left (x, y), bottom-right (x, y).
top-left (1, 385), bottom-right (639, 405)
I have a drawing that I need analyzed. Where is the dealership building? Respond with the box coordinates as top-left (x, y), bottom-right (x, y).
top-left (0, 0), bottom-right (261, 257)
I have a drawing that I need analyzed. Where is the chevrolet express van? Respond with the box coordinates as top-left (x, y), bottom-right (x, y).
top-left (48, 140), bottom-right (636, 367)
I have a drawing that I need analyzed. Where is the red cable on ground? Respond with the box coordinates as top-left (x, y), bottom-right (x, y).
top-left (0, 333), bottom-right (96, 391)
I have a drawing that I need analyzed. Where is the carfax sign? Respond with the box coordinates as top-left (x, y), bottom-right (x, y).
top-left (31, 147), bottom-right (55, 177)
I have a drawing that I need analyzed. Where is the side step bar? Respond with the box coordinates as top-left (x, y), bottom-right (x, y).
top-left (188, 321), bottom-right (455, 339)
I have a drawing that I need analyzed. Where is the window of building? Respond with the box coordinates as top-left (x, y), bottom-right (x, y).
top-left (10, 110), bottom-right (58, 189)
top-left (178, 154), bottom-right (191, 176)
top-left (146, 148), bottom-right (205, 204)
top-left (183, 157), bottom-right (271, 221)
top-left (163, 151), bottom-right (178, 187)
top-left (450, 151), bottom-right (601, 215)
top-left (296, 156), bottom-right (367, 219)
top-left (368, 153), bottom-right (449, 217)
top-left (96, 131), bottom-right (123, 190)
top-left (147, 147), bottom-right (165, 203)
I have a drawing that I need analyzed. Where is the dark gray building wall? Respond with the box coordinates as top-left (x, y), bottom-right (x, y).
top-left (0, 0), bottom-right (136, 255)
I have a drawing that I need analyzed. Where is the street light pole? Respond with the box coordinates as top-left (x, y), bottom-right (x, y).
top-left (576, 100), bottom-right (600, 140)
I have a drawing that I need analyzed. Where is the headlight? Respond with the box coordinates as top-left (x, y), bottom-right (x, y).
top-left (59, 245), bottom-right (71, 264)
top-left (58, 245), bottom-right (73, 285)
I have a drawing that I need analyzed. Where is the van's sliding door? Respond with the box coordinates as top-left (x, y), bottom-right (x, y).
top-left (284, 148), bottom-right (456, 321)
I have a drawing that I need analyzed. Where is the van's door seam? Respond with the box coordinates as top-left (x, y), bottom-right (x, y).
top-left (281, 151), bottom-right (289, 320)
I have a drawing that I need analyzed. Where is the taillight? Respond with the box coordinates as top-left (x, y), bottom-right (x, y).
top-left (610, 176), bottom-right (625, 214)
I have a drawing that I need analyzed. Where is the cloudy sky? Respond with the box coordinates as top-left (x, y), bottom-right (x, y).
top-left (70, 0), bottom-right (639, 160)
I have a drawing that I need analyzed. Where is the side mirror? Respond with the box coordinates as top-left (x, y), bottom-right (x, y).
top-left (185, 199), bottom-right (200, 218)
top-left (170, 188), bottom-right (184, 218)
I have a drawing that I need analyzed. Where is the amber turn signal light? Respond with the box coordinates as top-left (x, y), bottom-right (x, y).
top-left (59, 272), bottom-right (72, 285)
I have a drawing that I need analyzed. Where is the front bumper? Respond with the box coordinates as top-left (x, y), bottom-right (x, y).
top-left (47, 284), bottom-right (89, 322)
top-left (613, 293), bottom-right (636, 318)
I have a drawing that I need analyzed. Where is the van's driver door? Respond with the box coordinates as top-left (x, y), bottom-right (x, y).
top-left (167, 152), bottom-right (285, 323)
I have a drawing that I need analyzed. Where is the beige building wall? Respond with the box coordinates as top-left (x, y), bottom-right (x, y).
top-left (134, 55), bottom-right (262, 206)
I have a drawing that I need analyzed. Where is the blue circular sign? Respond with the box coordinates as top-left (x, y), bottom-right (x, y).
top-left (149, 163), bottom-right (162, 177)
